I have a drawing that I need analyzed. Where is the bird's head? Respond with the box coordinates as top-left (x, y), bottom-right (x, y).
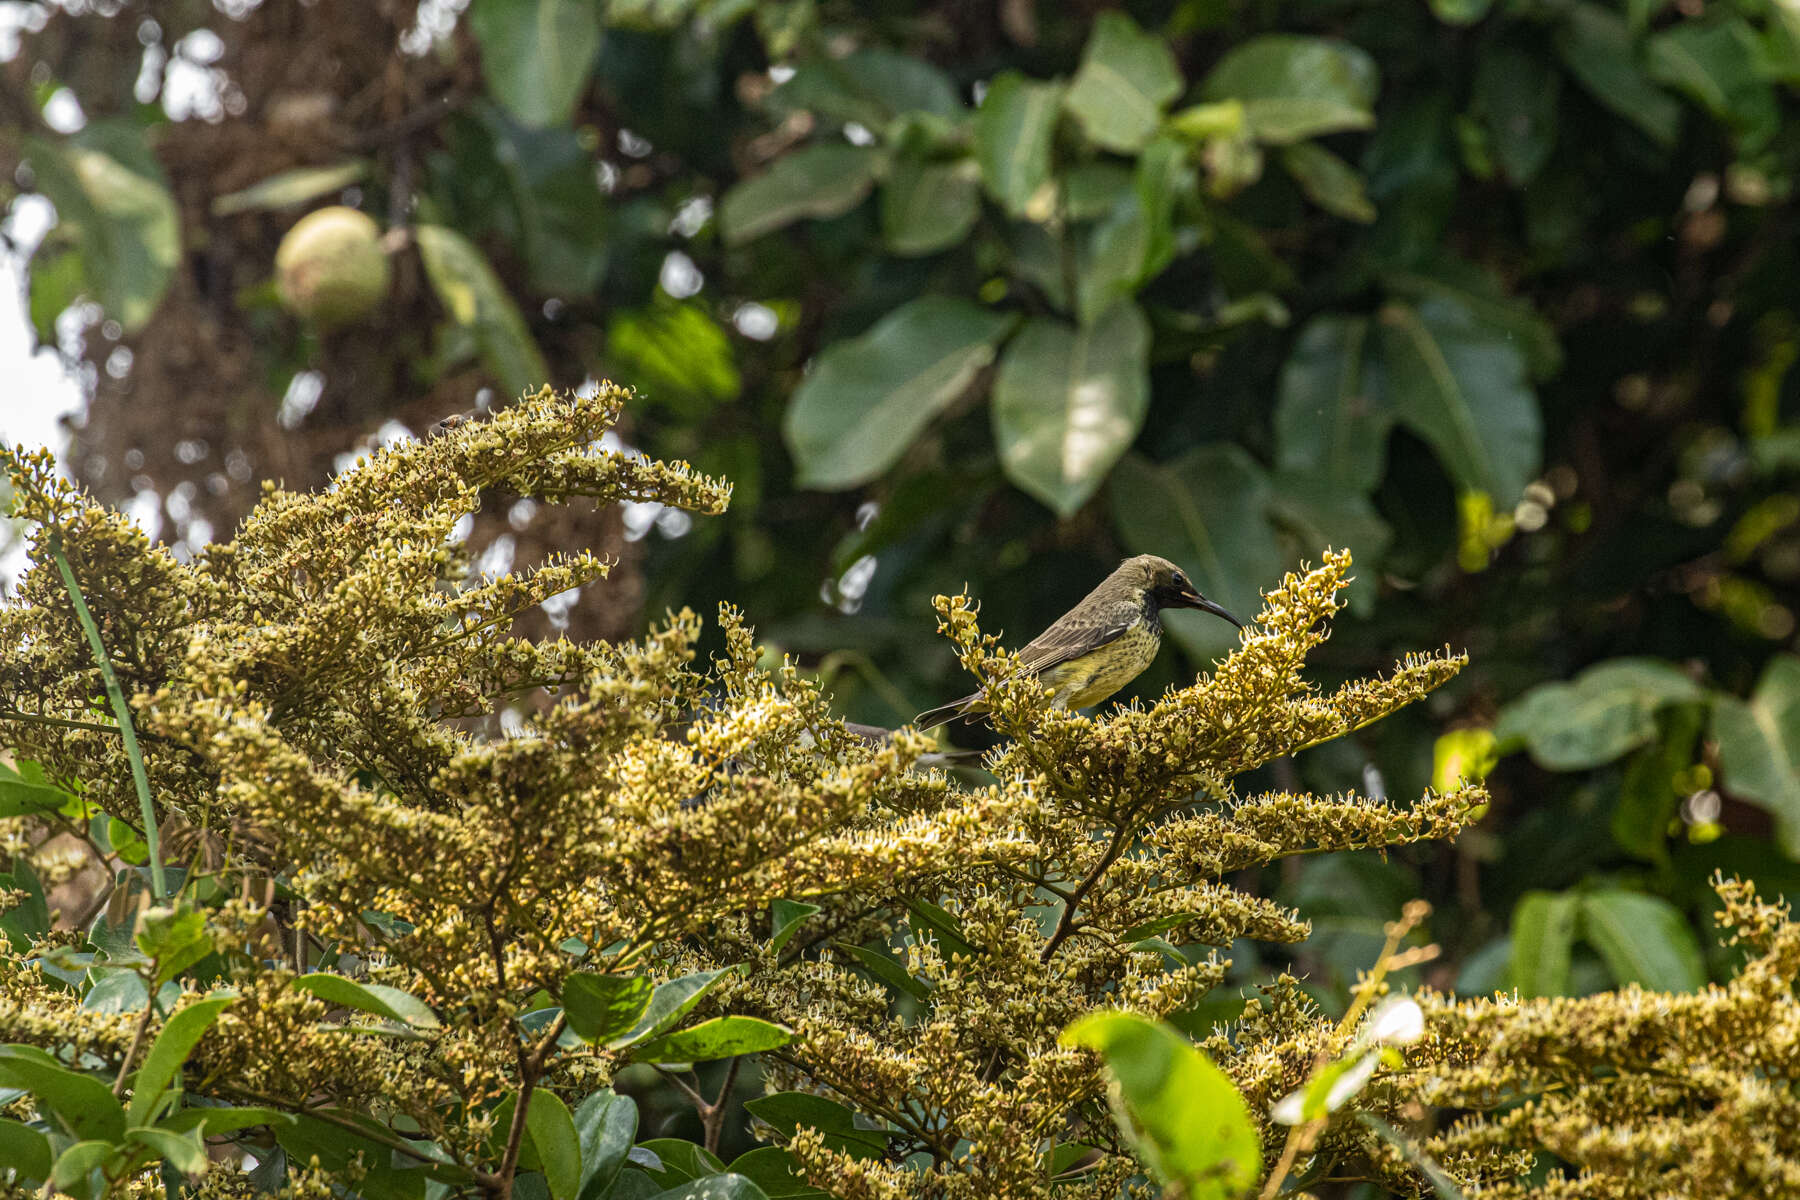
top-left (1125, 555), bottom-right (1244, 629)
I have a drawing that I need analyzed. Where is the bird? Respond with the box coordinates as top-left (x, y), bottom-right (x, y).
top-left (913, 555), bottom-right (1243, 730)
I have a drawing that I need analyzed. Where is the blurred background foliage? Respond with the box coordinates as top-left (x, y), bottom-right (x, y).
top-left (2, 0), bottom-right (1799, 1097)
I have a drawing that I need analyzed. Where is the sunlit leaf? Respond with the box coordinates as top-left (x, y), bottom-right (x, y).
top-left (974, 73), bottom-right (1063, 217)
top-left (1063, 11), bottom-right (1184, 153)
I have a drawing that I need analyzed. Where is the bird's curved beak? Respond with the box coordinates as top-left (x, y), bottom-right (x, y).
top-left (1177, 587), bottom-right (1244, 629)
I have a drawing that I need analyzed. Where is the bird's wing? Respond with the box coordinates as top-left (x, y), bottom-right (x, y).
top-left (1014, 600), bottom-right (1141, 677)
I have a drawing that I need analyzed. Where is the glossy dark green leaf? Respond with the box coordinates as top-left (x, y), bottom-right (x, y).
top-left (1273, 315), bottom-right (1387, 493)
top-left (1553, 4), bottom-right (1681, 146)
top-left (648, 1173), bottom-right (769, 1199)
top-left (610, 966), bottom-right (738, 1049)
top-left (880, 158), bottom-right (979, 256)
top-left (974, 72), bottom-right (1064, 217)
top-left (1376, 252), bottom-right (1562, 380)
top-left (785, 297), bottom-right (1017, 490)
top-left (769, 899), bottom-right (821, 956)
top-left (1110, 446), bottom-right (1285, 660)
top-left (0, 1045), bottom-right (126, 1143)
top-left (636, 1139), bottom-right (725, 1187)
top-left (630, 1016), bottom-right (793, 1064)
top-left (1580, 890), bottom-right (1706, 991)
top-left (1497, 658), bottom-right (1704, 771)
top-left (1279, 142), bottom-right (1375, 222)
top-left (1712, 655), bottom-right (1800, 854)
top-left (1377, 298), bottom-right (1541, 506)
top-left (522, 1088), bottom-right (581, 1200)
top-left (1472, 40), bottom-right (1561, 184)
top-left (291, 973), bottom-right (440, 1028)
top-left (837, 942), bottom-right (930, 1000)
top-left (992, 302), bottom-right (1150, 517)
top-left (467, 0), bottom-right (601, 127)
top-left (471, 105), bottom-right (610, 294)
top-left (127, 994), bottom-right (234, 1126)
top-left (0, 1117), bottom-right (52, 1183)
top-left (744, 1092), bottom-right (885, 1161)
top-left (415, 223), bottom-right (550, 399)
top-left (719, 145), bottom-right (882, 245)
top-left (728, 1146), bottom-right (827, 1198)
top-left (1061, 1013), bottom-right (1260, 1198)
top-left (1200, 36), bottom-right (1379, 144)
top-left (562, 973), bottom-right (653, 1045)
top-left (1510, 890), bottom-right (1578, 998)
top-left (0, 775), bottom-right (70, 818)
top-left (24, 122), bottom-right (179, 332)
top-left (1646, 18), bottom-right (1779, 152)
top-left (1063, 12), bottom-right (1184, 153)
top-left (575, 1090), bottom-right (638, 1200)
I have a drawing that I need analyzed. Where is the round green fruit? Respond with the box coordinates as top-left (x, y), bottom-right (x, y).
top-left (274, 206), bottom-right (391, 331)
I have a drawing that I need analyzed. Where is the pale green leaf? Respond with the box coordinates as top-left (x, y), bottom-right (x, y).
top-left (1712, 655), bottom-right (1800, 853)
top-left (719, 145), bottom-right (882, 245)
top-left (1063, 12), bottom-right (1184, 153)
top-left (1279, 142), bottom-right (1376, 222)
top-left (784, 297), bottom-right (1017, 490)
top-left (127, 995), bottom-right (234, 1127)
top-left (1580, 890), bottom-right (1706, 991)
top-left (974, 73), bottom-right (1064, 217)
top-left (291, 973), bottom-right (440, 1028)
top-left (1200, 36), bottom-right (1379, 144)
top-left (467, 0), bottom-right (601, 127)
top-left (881, 158), bottom-right (979, 256)
top-left (992, 302), bottom-right (1150, 517)
top-left (1511, 891), bottom-right (1579, 998)
top-left (415, 223), bottom-right (550, 399)
top-left (211, 161), bottom-right (369, 216)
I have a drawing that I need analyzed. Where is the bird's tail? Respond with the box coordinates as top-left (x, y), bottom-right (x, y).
top-left (913, 691), bottom-right (984, 730)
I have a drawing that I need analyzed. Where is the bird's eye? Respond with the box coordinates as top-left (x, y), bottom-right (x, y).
top-left (1172, 572), bottom-right (1187, 590)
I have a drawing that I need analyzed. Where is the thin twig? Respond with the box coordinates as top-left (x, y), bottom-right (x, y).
top-left (701, 1056), bottom-right (743, 1156)
top-left (1040, 825), bottom-right (1133, 962)
top-left (113, 958), bottom-right (162, 1096)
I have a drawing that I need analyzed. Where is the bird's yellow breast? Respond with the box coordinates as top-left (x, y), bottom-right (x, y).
top-left (1038, 620), bottom-right (1162, 711)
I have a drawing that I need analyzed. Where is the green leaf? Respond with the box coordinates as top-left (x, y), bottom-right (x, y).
top-left (974, 73), bottom-right (1064, 217)
top-left (772, 48), bottom-right (962, 128)
top-left (126, 1126), bottom-right (208, 1175)
top-left (610, 966), bottom-right (738, 1049)
top-left (1377, 298), bottom-right (1541, 506)
top-left (1266, 473), bottom-right (1392, 612)
top-left (1200, 36), bottom-right (1379, 144)
top-left (127, 995), bottom-right (234, 1126)
top-left (1279, 142), bottom-right (1375, 222)
top-left (1273, 315), bottom-right (1387, 493)
top-left (880, 158), bottom-right (979, 256)
top-left (0, 776), bottom-right (72, 818)
top-left (0, 860), bottom-right (51, 951)
top-left (837, 941), bottom-right (931, 1000)
top-left (1510, 890), bottom-right (1578, 998)
top-left (1110, 447), bottom-right (1285, 660)
top-left (211, 161), bottom-right (370, 216)
top-left (1646, 18), bottom-right (1779, 151)
top-left (784, 297), bottom-right (1017, 490)
top-left (631, 1016), bottom-right (793, 1064)
top-left (0, 1117), bottom-right (52, 1183)
top-left (648, 1174), bottom-right (770, 1200)
top-left (992, 302), bottom-right (1150, 517)
top-left (51, 1140), bottom-right (116, 1192)
top-left (768, 900), bottom-right (821, 956)
top-left (467, 0), bottom-right (601, 127)
top-left (1554, 4), bottom-right (1681, 146)
top-left (729, 1147), bottom-right (827, 1198)
top-left (636, 1139), bottom-right (725, 1186)
top-left (1376, 251), bottom-right (1562, 380)
top-left (27, 245), bottom-right (84, 344)
top-left (415, 223), bottom-right (550, 399)
top-left (575, 1090), bottom-right (638, 1200)
top-left (471, 105), bottom-right (611, 294)
top-left (1614, 704), bottom-right (1705, 863)
top-left (1712, 655), bottom-right (1800, 854)
top-left (607, 302), bottom-right (741, 415)
top-left (906, 898), bottom-right (977, 959)
top-left (1060, 1013), bottom-right (1260, 1199)
top-left (157, 1105), bottom-right (296, 1138)
top-left (562, 974), bottom-right (653, 1045)
top-left (1427, 0), bottom-right (1493, 25)
top-left (1471, 39), bottom-right (1561, 184)
top-left (1073, 139), bottom-right (1184, 324)
top-left (719, 145), bottom-right (882, 245)
top-left (1063, 12), bottom-right (1184, 153)
top-left (25, 122), bottom-right (179, 332)
top-left (1580, 890), bottom-right (1706, 991)
top-left (1431, 728), bottom-right (1498, 794)
top-left (291, 973), bottom-right (440, 1029)
top-left (744, 1092), bottom-right (885, 1161)
top-left (520, 1088), bottom-right (581, 1200)
top-left (0, 1045), bottom-right (127, 1143)
top-left (1496, 658), bottom-right (1704, 771)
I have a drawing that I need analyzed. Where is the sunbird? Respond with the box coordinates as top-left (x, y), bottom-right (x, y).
top-left (914, 554), bottom-right (1243, 730)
